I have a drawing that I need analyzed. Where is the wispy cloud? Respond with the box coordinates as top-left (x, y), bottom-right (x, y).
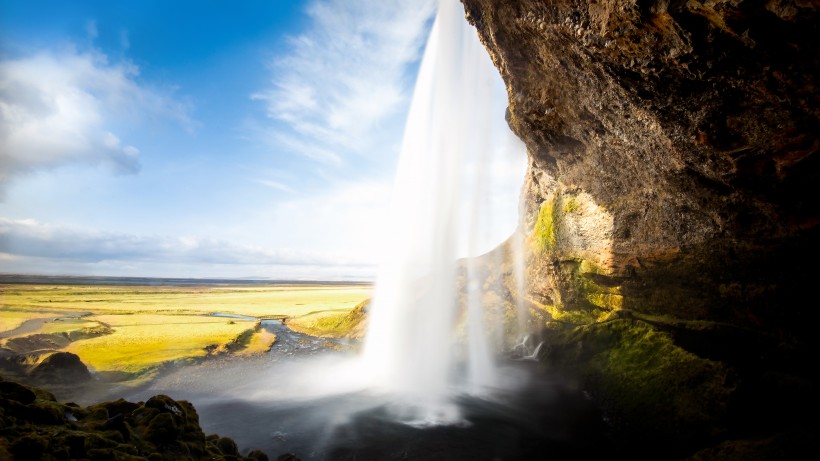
top-left (85, 20), bottom-right (98, 40)
top-left (0, 217), bottom-right (370, 268)
top-left (255, 179), bottom-right (294, 193)
top-left (252, 0), bottom-right (435, 165)
top-left (0, 47), bottom-right (192, 197)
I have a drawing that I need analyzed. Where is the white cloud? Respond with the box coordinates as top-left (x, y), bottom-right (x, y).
top-left (0, 47), bottom-right (192, 197)
top-left (276, 133), bottom-right (343, 166)
top-left (0, 217), bottom-right (372, 270)
top-left (259, 178), bottom-right (394, 265)
top-left (252, 0), bottom-right (435, 164)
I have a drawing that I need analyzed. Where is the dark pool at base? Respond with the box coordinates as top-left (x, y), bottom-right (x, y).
top-left (193, 377), bottom-right (609, 461)
top-left (128, 319), bottom-right (612, 460)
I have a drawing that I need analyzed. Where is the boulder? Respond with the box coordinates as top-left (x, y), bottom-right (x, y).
top-left (29, 351), bottom-right (92, 384)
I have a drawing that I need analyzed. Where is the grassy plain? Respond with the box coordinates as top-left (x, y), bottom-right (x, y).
top-left (66, 314), bottom-right (256, 375)
top-left (0, 282), bottom-right (370, 383)
top-left (1, 284), bottom-right (370, 317)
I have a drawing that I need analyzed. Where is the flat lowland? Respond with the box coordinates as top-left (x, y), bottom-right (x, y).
top-left (0, 280), bottom-right (371, 385)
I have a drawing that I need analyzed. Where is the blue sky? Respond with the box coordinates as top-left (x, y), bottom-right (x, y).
top-left (0, 0), bottom-right (524, 280)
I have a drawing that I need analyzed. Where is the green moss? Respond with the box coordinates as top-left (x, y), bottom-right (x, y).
top-left (545, 320), bottom-right (732, 446)
top-left (563, 196), bottom-right (580, 213)
top-left (0, 376), bottom-right (267, 461)
top-left (586, 292), bottom-right (624, 310)
top-left (529, 197), bottom-right (625, 323)
top-left (546, 258), bottom-right (623, 324)
top-left (578, 259), bottom-right (606, 276)
top-left (532, 198), bottom-right (557, 252)
top-left (542, 302), bottom-right (610, 324)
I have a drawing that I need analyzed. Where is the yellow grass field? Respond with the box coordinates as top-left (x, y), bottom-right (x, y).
top-left (0, 282), bottom-right (370, 382)
top-left (66, 314), bottom-right (256, 374)
top-left (1, 284), bottom-right (370, 318)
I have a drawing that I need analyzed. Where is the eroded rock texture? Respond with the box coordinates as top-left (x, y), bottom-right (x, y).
top-left (462, 0), bottom-right (819, 457)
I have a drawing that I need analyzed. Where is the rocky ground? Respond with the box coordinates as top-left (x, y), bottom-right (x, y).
top-left (0, 373), bottom-right (303, 461)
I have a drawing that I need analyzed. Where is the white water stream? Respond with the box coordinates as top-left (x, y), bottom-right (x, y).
top-left (129, 1), bottom-right (530, 433)
top-left (361, 0), bottom-right (527, 424)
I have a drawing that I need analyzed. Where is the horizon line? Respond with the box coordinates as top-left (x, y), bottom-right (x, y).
top-left (0, 272), bottom-right (374, 286)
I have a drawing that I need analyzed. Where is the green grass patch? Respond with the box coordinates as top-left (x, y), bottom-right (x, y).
top-left (563, 196), bottom-right (580, 213)
top-left (287, 298), bottom-right (369, 338)
top-left (547, 319), bottom-right (732, 444)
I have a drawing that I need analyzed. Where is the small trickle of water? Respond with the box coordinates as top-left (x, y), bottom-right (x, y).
top-left (361, 0), bottom-right (527, 425)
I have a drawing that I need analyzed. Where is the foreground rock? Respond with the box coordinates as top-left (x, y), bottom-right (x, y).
top-left (0, 376), bottom-right (276, 461)
top-left (28, 352), bottom-right (92, 385)
top-left (460, 0), bottom-right (819, 457)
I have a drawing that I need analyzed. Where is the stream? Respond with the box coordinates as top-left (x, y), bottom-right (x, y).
top-left (0, 312), bottom-right (91, 339)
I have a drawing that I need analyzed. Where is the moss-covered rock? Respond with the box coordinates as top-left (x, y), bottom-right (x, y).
top-left (29, 351), bottom-right (92, 384)
top-left (0, 375), bottom-right (276, 460)
top-left (532, 198), bottom-right (557, 253)
top-left (541, 320), bottom-right (732, 452)
top-left (533, 313), bottom-right (820, 457)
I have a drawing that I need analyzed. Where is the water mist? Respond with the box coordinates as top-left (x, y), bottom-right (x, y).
top-left (361, 0), bottom-right (528, 424)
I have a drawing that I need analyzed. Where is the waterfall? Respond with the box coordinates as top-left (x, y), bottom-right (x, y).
top-left (360, 0), bottom-right (526, 425)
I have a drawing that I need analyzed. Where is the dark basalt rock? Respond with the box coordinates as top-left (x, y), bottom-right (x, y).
top-left (0, 380), bottom-right (36, 405)
top-left (0, 375), bottom-right (280, 461)
top-left (28, 351), bottom-right (92, 385)
top-left (460, 0), bottom-right (819, 457)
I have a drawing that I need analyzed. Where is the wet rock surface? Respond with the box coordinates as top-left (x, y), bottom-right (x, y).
top-left (461, 0), bottom-right (819, 332)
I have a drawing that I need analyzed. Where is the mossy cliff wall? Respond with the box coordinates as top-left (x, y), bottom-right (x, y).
top-left (460, 0), bottom-right (819, 457)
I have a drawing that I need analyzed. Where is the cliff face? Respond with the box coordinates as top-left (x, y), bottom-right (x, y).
top-left (461, 0), bottom-right (819, 456)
